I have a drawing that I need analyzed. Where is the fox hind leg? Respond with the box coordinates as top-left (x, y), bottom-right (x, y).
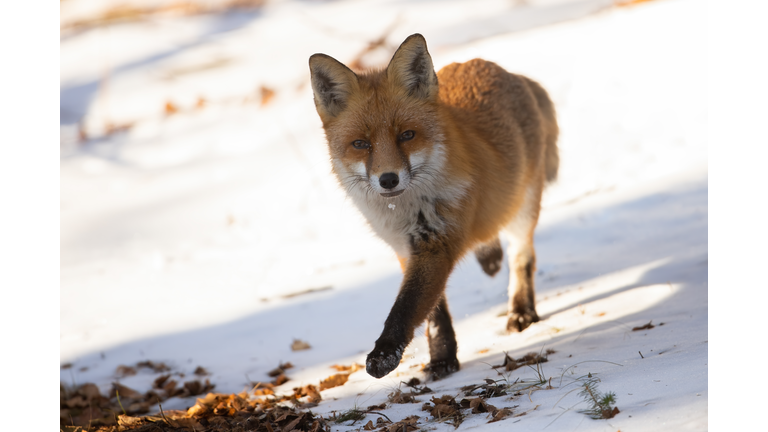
top-left (503, 186), bottom-right (543, 332)
top-left (506, 241), bottom-right (539, 332)
top-left (424, 295), bottom-right (459, 380)
top-left (474, 235), bottom-right (503, 277)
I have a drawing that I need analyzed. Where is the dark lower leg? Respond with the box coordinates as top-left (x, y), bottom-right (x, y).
top-left (507, 250), bottom-right (540, 332)
top-left (425, 295), bottom-right (459, 380)
top-left (366, 247), bottom-right (454, 379)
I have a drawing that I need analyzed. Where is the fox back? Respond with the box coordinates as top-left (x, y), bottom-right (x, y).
top-left (309, 34), bottom-right (558, 380)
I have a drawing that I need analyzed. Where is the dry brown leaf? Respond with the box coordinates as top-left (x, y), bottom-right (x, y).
top-left (115, 364), bottom-right (137, 377)
top-left (422, 395), bottom-right (464, 426)
top-left (632, 321), bottom-right (655, 331)
top-left (162, 379), bottom-right (178, 396)
top-left (268, 361), bottom-right (294, 377)
top-left (291, 339), bottom-right (311, 351)
top-left (184, 380), bottom-right (203, 396)
top-left (137, 360), bottom-right (171, 373)
top-left (330, 363), bottom-right (363, 373)
top-left (153, 374), bottom-right (170, 388)
top-left (78, 383), bottom-right (101, 400)
top-left (127, 401), bottom-right (150, 414)
top-left (214, 401), bottom-right (236, 416)
top-left (492, 351), bottom-right (549, 372)
top-left (183, 379), bottom-right (214, 396)
top-left (113, 383), bottom-right (142, 399)
top-left (388, 388), bottom-right (418, 404)
top-left (488, 407), bottom-right (514, 423)
top-left (293, 384), bottom-right (322, 403)
top-left (260, 86), bottom-right (275, 107)
top-left (165, 101), bottom-right (178, 115)
top-left (319, 373), bottom-right (350, 391)
top-left (460, 397), bottom-right (496, 414)
top-left (65, 395), bottom-right (87, 409)
top-left (272, 373), bottom-right (289, 386)
top-left (104, 122), bottom-right (133, 136)
top-left (117, 414), bottom-right (142, 427)
top-left (186, 403), bottom-right (207, 417)
top-left (386, 415), bottom-right (420, 432)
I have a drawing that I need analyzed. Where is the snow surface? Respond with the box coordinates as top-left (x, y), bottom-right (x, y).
top-left (60, 0), bottom-right (707, 430)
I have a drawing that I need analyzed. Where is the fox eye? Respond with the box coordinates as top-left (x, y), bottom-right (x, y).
top-left (352, 139), bottom-right (370, 150)
top-left (399, 130), bottom-right (415, 141)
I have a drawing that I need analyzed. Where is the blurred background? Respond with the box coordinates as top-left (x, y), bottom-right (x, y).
top-left (60, 0), bottom-right (708, 423)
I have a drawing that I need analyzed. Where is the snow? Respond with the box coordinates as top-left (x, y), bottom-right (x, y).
top-left (60, 0), bottom-right (708, 430)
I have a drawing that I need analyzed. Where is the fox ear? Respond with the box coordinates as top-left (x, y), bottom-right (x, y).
top-left (309, 54), bottom-right (358, 120)
top-left (387, 34), bottom-right (438, 100)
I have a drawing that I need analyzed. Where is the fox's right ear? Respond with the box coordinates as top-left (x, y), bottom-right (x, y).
top-left (386, 34), bottom-right (438, 101)
top-left (309, 54), bottom-right (358, 120)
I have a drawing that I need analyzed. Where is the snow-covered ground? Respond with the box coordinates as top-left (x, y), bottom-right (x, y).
top-left (60, 0), bottom-right (708, 430)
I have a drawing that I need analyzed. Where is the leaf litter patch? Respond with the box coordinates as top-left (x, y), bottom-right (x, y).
top-left (61, 359), bottom-right (369, 430)
top-left (61, 349), bottom-right (618, 430)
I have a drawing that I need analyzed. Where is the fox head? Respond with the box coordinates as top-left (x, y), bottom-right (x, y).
top-left (309, 34), bottom-right (446, 201)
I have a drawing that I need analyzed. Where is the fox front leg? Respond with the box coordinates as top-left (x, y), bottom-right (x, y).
top-left (423, 295), bottom-right (459, 380)
top-left (366, 246), bottom-right (455, 379)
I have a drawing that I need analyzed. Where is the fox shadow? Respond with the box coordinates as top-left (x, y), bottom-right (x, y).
top-left (61, 172), bottom-right (707, 408)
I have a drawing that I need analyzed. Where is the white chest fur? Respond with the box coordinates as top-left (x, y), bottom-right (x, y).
top-left (354, 193), bottom-right (440, 258)
top-left (332, 144), bottom-right (470, 258)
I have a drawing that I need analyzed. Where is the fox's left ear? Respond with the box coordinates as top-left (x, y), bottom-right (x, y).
top-left (309, 53), bottom-right (359, 121)
top-left (387, 34), bottom-right (438, 100)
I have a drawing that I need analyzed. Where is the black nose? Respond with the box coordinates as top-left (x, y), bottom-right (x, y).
top-left (379, 172), bottom-right (399, 190)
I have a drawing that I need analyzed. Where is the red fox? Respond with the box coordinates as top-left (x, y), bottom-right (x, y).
top-left (309, 34), bottom-right (558, 380)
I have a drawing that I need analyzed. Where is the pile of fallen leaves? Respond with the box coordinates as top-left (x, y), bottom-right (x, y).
top-left (61, 360), bottom-right (369, 431)
top-left (61, 390), bottom-right (331, 432)
top-left (61, 361), bottom-right (215, 428)
top-left (62, 354), bottom-right (553, 432)
top-left (61, 380), bottom-right (335, 432)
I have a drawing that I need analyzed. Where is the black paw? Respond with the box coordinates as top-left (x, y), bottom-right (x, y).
top-left (366, 342), bottom-right (404, 379)
top-left (506, 310), bottom-right (540, 333)
top-left (423, 358), bottom-right (460, 381)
